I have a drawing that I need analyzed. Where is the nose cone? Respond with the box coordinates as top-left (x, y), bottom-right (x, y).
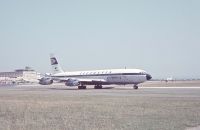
top-left (146, 74), bottom-right (152, 80)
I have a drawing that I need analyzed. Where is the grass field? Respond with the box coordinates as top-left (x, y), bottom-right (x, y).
top-left (0, 82), bottom-right (200, 130)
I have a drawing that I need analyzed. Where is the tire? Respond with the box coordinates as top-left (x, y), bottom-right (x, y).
top-left (134, 85), bottom-right (138, 89)
top-left (94, 85), bottom-right (102, 89)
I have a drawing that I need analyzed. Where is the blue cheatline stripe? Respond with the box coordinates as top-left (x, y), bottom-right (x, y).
top-left (52, 73), bottom-right (146, 78)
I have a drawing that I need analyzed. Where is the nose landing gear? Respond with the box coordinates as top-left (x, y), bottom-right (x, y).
top-left (133, 85), bottom-right (138, 89)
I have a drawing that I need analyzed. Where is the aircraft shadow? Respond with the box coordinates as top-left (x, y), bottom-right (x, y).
top-left (48, 87), bottom-right (115, 90)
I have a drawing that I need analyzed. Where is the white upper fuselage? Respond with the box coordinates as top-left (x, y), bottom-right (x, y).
top-left (52, 69), bottom-right (149, 85)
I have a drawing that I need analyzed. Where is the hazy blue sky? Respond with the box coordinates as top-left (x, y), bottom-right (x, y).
top-left (0, 0), bottom-right (199, 79)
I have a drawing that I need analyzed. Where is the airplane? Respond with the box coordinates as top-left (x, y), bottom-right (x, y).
top-left (39, 54), bottom-right (152, 89)
top-left (165, 76), bottom-right (174, 82)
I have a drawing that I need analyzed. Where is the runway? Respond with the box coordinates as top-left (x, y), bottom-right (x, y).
top-left (0, 84), bottom-right (200, 130)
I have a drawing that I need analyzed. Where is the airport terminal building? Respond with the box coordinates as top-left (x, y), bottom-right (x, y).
top-left (0, 67), bottom-right (39, 85)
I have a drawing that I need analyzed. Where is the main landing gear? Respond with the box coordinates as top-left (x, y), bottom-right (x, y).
top-left (94, 85), bottom-right (103, 89)
top-left (78, 85), bottom-right (86, 89)
top-left (133, 85), bottom-right (138, 89)
top-left (78, 85), bottom-right (103, 89)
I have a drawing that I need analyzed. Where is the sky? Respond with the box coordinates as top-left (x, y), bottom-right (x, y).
top-left (0, 0), bottom-right (200, 79)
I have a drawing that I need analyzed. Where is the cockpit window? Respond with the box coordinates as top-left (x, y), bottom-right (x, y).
top-left (144, 72), bottom-right (147, 74)
top-left (140, 72), bottom-right (146, 75)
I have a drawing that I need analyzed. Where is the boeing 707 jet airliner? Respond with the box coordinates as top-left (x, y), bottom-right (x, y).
top-left (39, 55), bottom-right (152, 89)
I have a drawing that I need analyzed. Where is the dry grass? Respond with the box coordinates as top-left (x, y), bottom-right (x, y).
top-left (0, 85), bottom-right (200, 130)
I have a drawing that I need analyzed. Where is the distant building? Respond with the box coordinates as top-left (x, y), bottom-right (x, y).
top-left (0, 67), bottom-right (39, 85)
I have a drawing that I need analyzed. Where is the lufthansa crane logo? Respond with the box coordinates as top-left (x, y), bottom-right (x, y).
top-left (51, 58), bottom-right (58, 65)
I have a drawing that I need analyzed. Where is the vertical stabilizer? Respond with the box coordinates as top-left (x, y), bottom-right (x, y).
top-left (50, 54), bottom-right (64, 74)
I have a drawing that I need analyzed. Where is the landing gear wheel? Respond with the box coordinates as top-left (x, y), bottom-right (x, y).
top-left (134, 85), bottom-right (138, 89)
top-left (78, 86), bottom-right (86, 89)
top-left (94, 85), bottom-right (102, 89)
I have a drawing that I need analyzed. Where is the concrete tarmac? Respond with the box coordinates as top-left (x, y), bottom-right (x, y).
top-left (0, 83), bottom-right (200, 130)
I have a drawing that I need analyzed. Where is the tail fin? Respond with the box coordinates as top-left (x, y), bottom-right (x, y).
top-left (50, 54), bottom-right (64, 74)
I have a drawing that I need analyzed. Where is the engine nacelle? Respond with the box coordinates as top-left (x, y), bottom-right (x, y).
top-left (39, 77), bottom-right (53, 85)
top-left (65, 79), bottom-right (80, 86)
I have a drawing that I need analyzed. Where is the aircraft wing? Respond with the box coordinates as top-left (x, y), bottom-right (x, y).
top-left (51, 77), bottom-right (69, 82)
top-left (51, 76), bottom-right (106, 85)
top-left (77, 78), bottom-right (107, 84)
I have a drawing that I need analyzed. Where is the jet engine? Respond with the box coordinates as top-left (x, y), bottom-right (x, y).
top-left (39, 77), bottom-right (53, 85)
top-left (65, 79), bottom-right (80, 86)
